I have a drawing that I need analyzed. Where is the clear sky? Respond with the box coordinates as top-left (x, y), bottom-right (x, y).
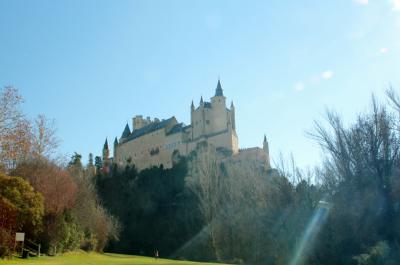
top-left (1, 0), bottom-right (399, 168)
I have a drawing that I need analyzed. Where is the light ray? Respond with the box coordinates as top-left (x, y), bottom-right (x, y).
top-left (288, 200), bottom-right (331, 265)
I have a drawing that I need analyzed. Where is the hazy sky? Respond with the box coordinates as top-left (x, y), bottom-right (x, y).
top-left (1, 0), bottom-right (399, 168)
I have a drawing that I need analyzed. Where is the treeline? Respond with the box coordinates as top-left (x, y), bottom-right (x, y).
top-left (96, 143), bottom-right (318, 264)
top-left (95, 159), bottom-right (206, 258)
top-left (96, 89), bottom-right (400, 265)
top-left (0, 87), bottom-right (119, 258)
top-left (2, 84), bottom-right (400, 265)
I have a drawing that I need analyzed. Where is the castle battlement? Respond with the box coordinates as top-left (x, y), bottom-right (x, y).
top-left (102, 80), bottom-right (269, 170)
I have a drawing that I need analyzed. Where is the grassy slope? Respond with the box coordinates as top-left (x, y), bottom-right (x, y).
top-left (0, 252), bottom-right (228, 265)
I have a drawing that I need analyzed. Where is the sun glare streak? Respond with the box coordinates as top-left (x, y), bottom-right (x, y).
top-left (169, 223), bottom-right (212, 259)
top-left (288, 201), bottom-right (331, 265)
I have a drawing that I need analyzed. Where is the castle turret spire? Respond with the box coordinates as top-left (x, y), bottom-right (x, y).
top-left (102, 138), bottom-right (110, 165)
top-left (200, 96), bottom-right (204, 106)
top-left (215, 79), bottom-right (223, 96)
top-left (121, 123), bottom-right (131, 138)
top-left (263, 135), bottom-right (270, 168)
top-left (113, 137), bottom-right (118, 160)
top-left (103, 138), bottom-right (109, 150)
top-left (230, 101), bottom-right (236, 130)
top-left (191, 100), bottom-right (195, 111)
top-left (263, 135), bottom-right (269, 153)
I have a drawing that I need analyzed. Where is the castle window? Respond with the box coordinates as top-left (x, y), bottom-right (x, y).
top-left (206, 120), bottom-right (210, 125)
top-left (150, 147), bottom-right (160, 156)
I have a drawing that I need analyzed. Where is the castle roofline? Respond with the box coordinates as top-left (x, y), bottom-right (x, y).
top-left (166, 123), bottom-right (185, 135)
top-left (121, 123), bottom-right (131, 138)
top-left (123, 117), bottom-right (177, 143)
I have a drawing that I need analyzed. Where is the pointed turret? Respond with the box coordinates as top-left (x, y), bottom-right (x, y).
top-left (230, 101), bottom-right (236, 130)
top-left (113, 137), bottom-right (118, 160)
top-left (215, 79), bottom-right (223, 96)
top-left (211, 79), bottom-right (226, 108)
top-left (102, 138), bottom-right (110, 163)
top-left (263, 135), bottom-right (270, 168)
top-left (191, 100), bottom-right (195, 112)
top-left (200, 96), bottom-right (204, 106)
top-left (121, 123), bottom-right (131, 138)
top-left (103, 138), bottom-right (109, 150)
top-left (263, 135), bottom-right (268, 148)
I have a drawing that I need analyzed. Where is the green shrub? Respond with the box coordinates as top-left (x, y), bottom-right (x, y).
top-left (0, 228), bottom-right (13, 258)
top-left (47, 212), bottom-right (84, 254)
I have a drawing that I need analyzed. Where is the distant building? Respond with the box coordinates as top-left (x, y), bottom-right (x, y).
top-left (102, 80), bottom-right (270, 170)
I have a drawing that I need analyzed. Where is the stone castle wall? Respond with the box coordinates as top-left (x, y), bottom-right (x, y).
top-left (106, 81), bottom-right (266, 171)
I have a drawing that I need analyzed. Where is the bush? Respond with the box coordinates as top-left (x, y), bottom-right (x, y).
top-left (0, 174), bottom-right (44, 236)
top-left (46, 212), bottom-right (84, 254)
top-left (0, 228), bottom-right (13, 258)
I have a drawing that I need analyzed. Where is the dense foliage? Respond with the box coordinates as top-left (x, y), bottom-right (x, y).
top-left (0, 87), bottom-right (119, 257)
top-left (307, 98), bottom-right (400, 265)
top-left (0, 174), bottom-right (44, 257)
top-left (95, 159), bottom-right (207, 258)
top-left (96, 94), bottom-right (400, 265)
top-left (95, 147), bottom-right (321, 264)
top-left (2, 85), bottom-right (400, 265)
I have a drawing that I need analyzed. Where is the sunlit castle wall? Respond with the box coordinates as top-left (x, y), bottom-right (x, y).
top-left (114, 117), bottom-right (188, 170)
top-left (110, 81), bottom-right (245, 170)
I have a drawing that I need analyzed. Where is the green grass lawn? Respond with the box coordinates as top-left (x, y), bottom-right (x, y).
top-left (0, 252), bottom-right (228, 265)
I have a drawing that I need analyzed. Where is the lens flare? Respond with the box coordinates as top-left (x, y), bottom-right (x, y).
top-left (288, 200), bottom-right (331, 265)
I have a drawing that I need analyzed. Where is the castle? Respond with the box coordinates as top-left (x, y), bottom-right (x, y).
top-left (102, 80), bottom-right (270, 170)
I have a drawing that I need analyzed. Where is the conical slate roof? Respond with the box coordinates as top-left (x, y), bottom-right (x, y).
top-left (121, 123), bottom-right (131, 138)
top-left (215, 79), bottom-right (224, 96)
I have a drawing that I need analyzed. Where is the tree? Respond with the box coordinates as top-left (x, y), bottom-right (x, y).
top-left (12, 158), bottom-right (77, 216)
top-left (95, 156), bottom-right (102, 172)
top-left (0, 87), bottom-right (31, 172)
top-left (186, 144), bottom-right (222, 260)
top-left (31, 114), bottom-right (59, 158)
top-left (0, 174), bottom-right (44, 236)
top-left (86, 153), bottom-right (96, 178)
top-left (0, 198), bottom-right (18, 258)
top-left (68, 154), bottom-right (120, 252)
top-left (308, 96), bottom-right (400, 264)
top-left (0, 86), bottom-right (24, 137)
top-left (0, 87), bottom-right (60, 171)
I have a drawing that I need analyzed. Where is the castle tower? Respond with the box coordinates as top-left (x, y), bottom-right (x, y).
top-left (263, 135), bottom-right (271, 168)
top-left (230, 101), bottom-right (236, 130)
top-left (211, 79), bottom-right (226, 107)
top-left (191, 100), bottom-right (195, 112)
top-left (87, 153), bottom-right (96, 177)
top-left (199, 96), bottom-right (205, 135)
top-left (113, 137), bottom-right (118, 159)
top-left (102, 138), bottom-right (109, 161)
top-left (102, 138), bottom-right (111, 173)
top-left (191, 100), bottom-right (195, 139)
top-left (210, 79), bottom-right (228, 133)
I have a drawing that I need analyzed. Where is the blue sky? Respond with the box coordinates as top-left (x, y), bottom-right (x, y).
top-left (1, 0), bottom-right (399, 168)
